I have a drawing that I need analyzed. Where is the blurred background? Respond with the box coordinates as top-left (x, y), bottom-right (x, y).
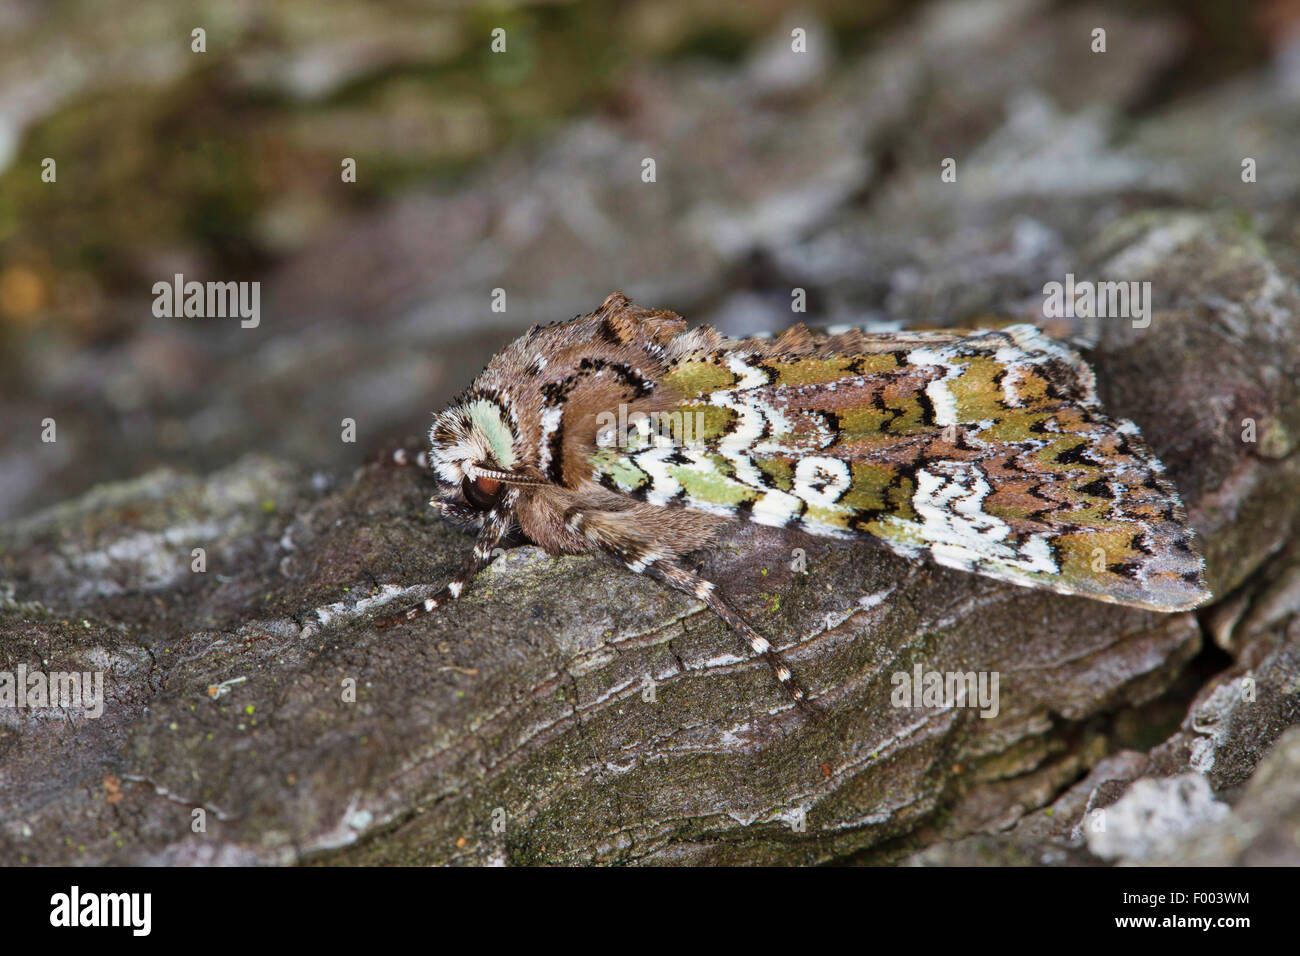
top-left (2, 0), bottom-right (1298, 522)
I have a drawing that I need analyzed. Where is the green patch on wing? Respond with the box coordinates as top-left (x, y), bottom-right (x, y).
top-left (843, 463), bottom-right (915, 520)
top-left (676, 403), bottom-right (735, 441)
top-left (662, 360), bottom-right (736, 397)
top-left (591, 448), bottom-right (648, 493)
top-left (769, 357), bottom-right (858, 385)
top-left (838, 392), bottom-right (932, 436)
top-left (673, 458), bottom-right (758, 507)
top-left (948, 355), bottom-right (1004, 422)
top-left (757, 457), bottom-right (794, 492)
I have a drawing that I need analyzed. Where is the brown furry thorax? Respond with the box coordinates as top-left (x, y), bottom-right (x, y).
top-left (425, 292), bottom-right (726, 559)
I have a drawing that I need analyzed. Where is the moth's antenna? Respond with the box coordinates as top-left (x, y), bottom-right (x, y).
top-left (470, 467), bottom-right (549, 487)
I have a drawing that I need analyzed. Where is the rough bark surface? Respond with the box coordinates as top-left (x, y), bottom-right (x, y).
top-left (4, 218), bottom-right (1299, 865)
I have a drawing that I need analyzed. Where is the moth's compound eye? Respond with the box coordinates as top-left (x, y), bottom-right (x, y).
top-left (462, 474), bottom-right (504, 511)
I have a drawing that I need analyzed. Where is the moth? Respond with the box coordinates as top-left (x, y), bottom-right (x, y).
top-left (377, 292), bottom-right (1209, 710)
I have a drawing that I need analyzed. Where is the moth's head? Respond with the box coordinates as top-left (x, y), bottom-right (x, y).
top-left (428, 396), bottom-right (545, 521)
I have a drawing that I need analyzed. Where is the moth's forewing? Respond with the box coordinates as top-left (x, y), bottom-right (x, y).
top-left (592, 324), bottom-right (1209, 612)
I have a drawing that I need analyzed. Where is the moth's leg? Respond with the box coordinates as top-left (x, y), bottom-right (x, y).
top-left (645, 560), bottom-right (815, 711)
top-left (373, 504), bottom-right (511, 629)
top-left (564, 506), bottom-right (814, 713)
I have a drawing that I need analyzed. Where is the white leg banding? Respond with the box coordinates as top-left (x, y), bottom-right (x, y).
top-left (448, 581), bottom-right (463, 598)
top-left (640, 558), bottom-right (812, 711)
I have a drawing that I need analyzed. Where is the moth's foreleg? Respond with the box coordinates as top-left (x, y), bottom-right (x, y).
top-left (373, 504), bottom-right (512, 629)
top-left (646, 560), bottom-right (816, 714)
